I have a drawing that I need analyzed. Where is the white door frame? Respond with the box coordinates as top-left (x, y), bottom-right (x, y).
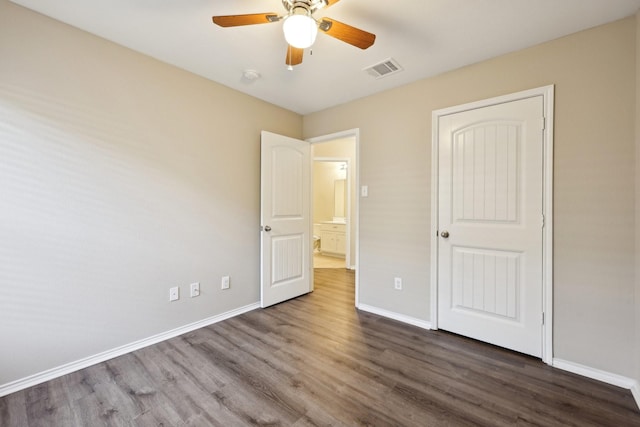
top-left (313, 157), bottom-right (352, 268)
top-left (430, 86), bottom-right (554, 364)
top-left (307, 129), bottom-right (360, 307)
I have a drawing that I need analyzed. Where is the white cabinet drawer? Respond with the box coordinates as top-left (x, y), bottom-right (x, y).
top-left (319, 223), bottom-right (346, 233)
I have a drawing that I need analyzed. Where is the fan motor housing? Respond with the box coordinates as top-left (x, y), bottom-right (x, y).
top-left (282, 0), bottom-right (328, 15)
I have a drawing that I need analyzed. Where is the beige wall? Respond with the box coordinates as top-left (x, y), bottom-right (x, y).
top-left (305, 17), bottom-right (637, 377)
top-left (313, 162), bottom-right (341, 222)
top-left (313, 137), bottom-right (357, 265)
top-left (0, 0), bottom-right (302, 385)
top-left (2, 0), bottom-right (639, 391)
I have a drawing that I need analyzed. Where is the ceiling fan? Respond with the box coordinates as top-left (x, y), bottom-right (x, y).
top-left (212, 0), bottom-right (376, 68)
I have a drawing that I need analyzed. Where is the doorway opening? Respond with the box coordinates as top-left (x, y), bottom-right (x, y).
top-left (312, 159), bottom-right (350, 269)
top-left (307, 129), bottom-right (359, 306)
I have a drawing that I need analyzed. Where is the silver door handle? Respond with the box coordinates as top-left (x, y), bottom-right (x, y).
top-left (264, 226), bottom-right (272, 232)
top-left (440, 231), bottom-right (449, 238)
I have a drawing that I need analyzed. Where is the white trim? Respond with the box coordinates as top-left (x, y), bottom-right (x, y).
top-left (358, 304), bottom-right (433, 330)
top-left (430, 85), bottom-right (555, 364)
top-left (541, 86), bottom-right (555, 364)
top-left (0, 302), bottom-right (260, 398)
top-left (430, 105), bottom-right (440, 330)
top-left (307, 129), bottom-right (360, 306)
top-left (553, 358), bottom-right (638, 390)
top-left (631, 382), bottom-right (640, 410)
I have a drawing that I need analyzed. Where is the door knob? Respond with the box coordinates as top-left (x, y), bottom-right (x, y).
top-left (264, 225), bottom-right (272, 232)
top-left (440, 230), bottom-right (449, 238)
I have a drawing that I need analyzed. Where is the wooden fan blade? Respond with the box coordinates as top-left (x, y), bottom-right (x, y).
top-left (325, 0), bottom-right (341, 7)
top-left (319, 18), bottom-right (376, 49)
top-left (286, 45), bottom-right (304, 66)
top-left (212, 13), bottom-right (279, 27)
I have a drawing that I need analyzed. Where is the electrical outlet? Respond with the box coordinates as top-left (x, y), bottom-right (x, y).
top-left (361, 185), bottom-right (369, 197)
top-left (190, 282), bottom-right (200, 298)
top-left (169, 286), bottom-right (179, 301)
top-left (394, 277), bottom-right (402, 290)
top-left (221, 275), bottom-right (230, 290)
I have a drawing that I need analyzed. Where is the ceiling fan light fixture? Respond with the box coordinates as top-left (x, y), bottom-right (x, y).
top-left (213, 0), bottom-right (376, 67)
top-left (283, 12), bottom-right (317, 49)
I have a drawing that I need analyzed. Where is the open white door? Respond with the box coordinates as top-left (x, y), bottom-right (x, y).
top-left (437, 96), bottom-right (544, 357)
top-left (261, 131), bottom-right (312, 308)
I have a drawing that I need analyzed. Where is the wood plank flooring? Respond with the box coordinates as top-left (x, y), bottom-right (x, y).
top-left (313, 254), bottom-right (346, 269)
top-left (1, 268), bottom-right (639, 426)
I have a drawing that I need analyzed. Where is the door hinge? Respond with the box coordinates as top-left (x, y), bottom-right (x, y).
top-left (541, 117), bottom-right (546, 131)
top-left (542, 312), bottom-right (545, 325)
top-left (541, 214), bottom-right (545, 228)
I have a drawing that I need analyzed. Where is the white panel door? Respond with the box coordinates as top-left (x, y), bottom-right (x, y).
top-left (437, 97), bottom-right (544, 357)
top-left (261, 131), bottom-right (311, 308)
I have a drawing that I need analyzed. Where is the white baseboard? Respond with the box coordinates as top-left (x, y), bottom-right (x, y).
top-left (0, 302), bottom-right (260, 398)
top-left (4, 304), bottom-right (638, 412)
top-left (553, 358), bottom-right (640, 410)
top-left (552, 358), bottom-right (637, 388)
top-left (357, 304), bottom-right (433, 330)
top-left (631, 381), bottom-right (640, 410)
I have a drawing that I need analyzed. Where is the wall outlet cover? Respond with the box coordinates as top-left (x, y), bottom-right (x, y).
top-left (169, 286), bottom-right (180, 301)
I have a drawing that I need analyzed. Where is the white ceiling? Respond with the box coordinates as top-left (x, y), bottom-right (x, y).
top-left (10, 0), bottom-right (640, 114)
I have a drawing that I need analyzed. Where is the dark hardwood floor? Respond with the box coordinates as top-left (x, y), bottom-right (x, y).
top-left (2, 268), bottom-right (639, 426)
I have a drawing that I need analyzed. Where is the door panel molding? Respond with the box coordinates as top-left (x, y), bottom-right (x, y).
top-left (430, 85), bottom-right (554, 364)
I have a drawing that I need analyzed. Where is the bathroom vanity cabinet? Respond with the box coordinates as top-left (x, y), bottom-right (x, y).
top-left (319, 222), bottom-right (346, 257)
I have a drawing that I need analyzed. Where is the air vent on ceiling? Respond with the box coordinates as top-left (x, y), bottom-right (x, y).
top-left (363, 58), bottom-right (403, 79)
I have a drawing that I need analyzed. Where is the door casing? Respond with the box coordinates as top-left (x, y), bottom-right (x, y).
top-left (430, 86), bottom-right (554, 364)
